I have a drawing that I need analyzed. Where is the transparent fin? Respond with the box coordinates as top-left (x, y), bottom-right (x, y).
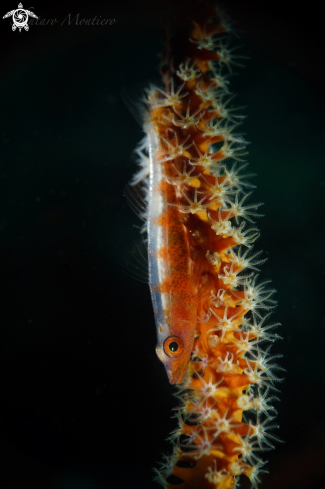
top-left (118, 239), bottom-right (148, 284)
top-left (124, 183), bottom-right (147, 221)
top-left (121, 79), bottom-right (161, 126)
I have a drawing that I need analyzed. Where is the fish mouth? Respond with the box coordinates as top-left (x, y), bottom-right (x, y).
top-left (167, 365), bottom-right (187, 385)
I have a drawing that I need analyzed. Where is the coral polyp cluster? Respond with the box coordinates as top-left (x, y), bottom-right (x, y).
top-left (130, 2), bottom-right (282, 488)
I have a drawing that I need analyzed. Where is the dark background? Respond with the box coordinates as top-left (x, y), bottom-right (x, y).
top-left (0, 1), bottom-right (324, 488)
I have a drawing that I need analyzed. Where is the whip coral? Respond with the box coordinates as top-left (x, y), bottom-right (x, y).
top-left (128, 1), bottom-right (282, 487)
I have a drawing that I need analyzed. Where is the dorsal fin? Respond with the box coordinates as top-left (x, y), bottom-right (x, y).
top-left (124, 183), bottom-right (147, 221)
top-left (121, 80), bottom-right (160, 126)
top-left (118, 239), bottom-right (148, 284)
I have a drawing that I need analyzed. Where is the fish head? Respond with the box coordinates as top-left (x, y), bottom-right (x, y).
top-left (155, 315), bottom-right (195, 384)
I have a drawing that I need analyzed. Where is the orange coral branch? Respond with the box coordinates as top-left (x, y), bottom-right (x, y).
top-left (129, 1), bottom-right (282, 488)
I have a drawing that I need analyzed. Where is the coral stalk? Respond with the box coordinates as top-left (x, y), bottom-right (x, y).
top-left (129, 2), bottom-right (282, 487)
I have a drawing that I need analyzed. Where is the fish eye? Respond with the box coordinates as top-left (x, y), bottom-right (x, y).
top-left (163, 336), bottom-right (184, 358)
top-left (169, 341), bottom-right (178, 352)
